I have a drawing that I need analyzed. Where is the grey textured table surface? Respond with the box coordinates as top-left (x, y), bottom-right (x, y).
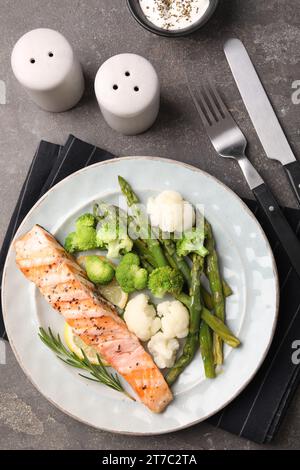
top-left (0, 0), bottom-right (299, 450)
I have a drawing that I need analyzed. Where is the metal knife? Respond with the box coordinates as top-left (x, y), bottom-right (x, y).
top-left (224, 38), bottom-right (300, 205)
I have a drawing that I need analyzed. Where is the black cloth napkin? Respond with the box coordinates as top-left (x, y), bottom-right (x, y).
top-left (1, 135), bottom-right (299, 444)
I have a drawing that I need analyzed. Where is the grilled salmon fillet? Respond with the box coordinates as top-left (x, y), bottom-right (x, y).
top-left (14, 225), bottom-right (173, 413)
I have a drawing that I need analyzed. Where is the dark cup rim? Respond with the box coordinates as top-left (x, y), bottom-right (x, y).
top-left (126, 0), bottom-right (219, 38)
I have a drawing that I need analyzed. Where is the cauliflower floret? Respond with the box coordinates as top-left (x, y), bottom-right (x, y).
top-left (124, 294), bottom-right (161, 342)
top-left (147, 190), bottom-right (195, 233)
top-left (157, 300), bottom-right (189, 339)
top-left (148, 332), bottom-right (179, 369)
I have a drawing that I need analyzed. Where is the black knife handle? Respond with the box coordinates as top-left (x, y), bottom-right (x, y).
top-left (284, 161), bottom-right (300, 205)
top-left (253, 183), bottom-right (300, 279)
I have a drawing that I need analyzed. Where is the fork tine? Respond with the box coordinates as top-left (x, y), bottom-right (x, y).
top-left (198, 88), bottom-right (217, 125)
top-left (202, 86), bottom-right (223, 122)
top-left (208, 84), bottom-right (229, 118)
top-left (186, 81), bottom-right (211, 127)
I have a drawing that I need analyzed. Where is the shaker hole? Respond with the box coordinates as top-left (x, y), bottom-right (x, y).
top-left (125, 71), bottom-right (130, 77)
top-left (134, 86), bottom-right (139, 92)
top-left (30, 58), bottom-right (35, 64)
top-left (113, 84), bottom-right (118, 90)
top-left (48, 52), bottom-right (54, 57)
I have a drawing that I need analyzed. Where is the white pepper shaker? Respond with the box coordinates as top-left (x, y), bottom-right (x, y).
top-left (95, 53), bottom-right (160, 135)
top-left (11, 28), bottom-right (85, 112)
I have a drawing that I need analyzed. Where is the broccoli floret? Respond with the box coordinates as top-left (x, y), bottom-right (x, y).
top-left (96, 222), bottom-right (117, 243)
top-left (134, 268), bottom-right (148, 290)
top-left (176, 227), bottom-right (209, 258)
top-left (64, 225), bottom-right (101, 253)
top-left (116, 253), bottom-right (148, 293)
top-left (119, 253), bottom-right (140, 266)
top-left (106, 238), bottom-right (133, 259)
top-left (148, 266), bottom-right (184, 298)
top-left (64, 207), bottom-right (133, 256)
top-left (96, 221), bottom-right (133, 259)
top-left (64, 232), bottom-right (79, 253)
top-left (85, 255), bottom-right (115, 285)
top-left (64, 213), bottom-right (99, 253)
top-left (116, 265), bottom-right (148, 293)
top-left (75, 226), bottom-right (98, 251)
top-left (76, 213), bottom-right (97, 229)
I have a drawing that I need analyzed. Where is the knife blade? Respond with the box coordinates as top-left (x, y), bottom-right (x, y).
top-left (224, 38), bottom-right (300, 205)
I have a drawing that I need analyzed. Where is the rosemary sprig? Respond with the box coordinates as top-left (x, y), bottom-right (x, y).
top-left (38, 327), bottom-right (133, 399)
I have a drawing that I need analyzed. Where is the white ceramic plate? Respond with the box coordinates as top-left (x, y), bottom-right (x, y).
top-left (2, 157), bottom-right (279, 435)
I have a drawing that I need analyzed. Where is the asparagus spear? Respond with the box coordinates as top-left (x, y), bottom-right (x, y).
top-left (163, 249), bottom-right (177, 270)
top-left (199, 321), bottom-right (216, 379)
top-left (140, 257), bottom-right (155, 273)
top-left (223, 279), bottom-right (233, 297)
top-left (166, 254), bottom-right (203, 386)
top-left (201, 307), bottom-right (240, 348)
top-left (176, 293), bottom-right (240, 348)
top-left (133, 239), bottom-right (156, 267)
top-left (118, 176), bottom-right (168, 268)
top-left (118, 176), bottom-right (139, 206)
top-left (205, 221), bottom-right (225, 365)
top-left (201, 285), bottom-right (214, 310)
top-left (160, 237), bottom-right (192, 287)
top-left (132, 239), bottom-right (155, 273)
top-left (201, 280), bottom-right (232, 311)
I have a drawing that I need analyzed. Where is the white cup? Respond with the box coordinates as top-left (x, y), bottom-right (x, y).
top-left (11, 28), bottom-right (85, 112)
top-left (95, 53), bottom-right (160, 135)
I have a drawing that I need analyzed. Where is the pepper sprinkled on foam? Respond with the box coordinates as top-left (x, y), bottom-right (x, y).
top-left (139, 0), bottom-right (209, 31)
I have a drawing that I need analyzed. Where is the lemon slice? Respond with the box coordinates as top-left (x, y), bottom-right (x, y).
top-left (98, 279), bottom-right (128, 309)
top-left (64, 322), bottom-right (108, 366)
top-left (77, 255), bottom-right (128, 309)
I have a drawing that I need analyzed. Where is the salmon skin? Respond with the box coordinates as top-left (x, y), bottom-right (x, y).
top-left (14, 225), bottom-right (173, 413)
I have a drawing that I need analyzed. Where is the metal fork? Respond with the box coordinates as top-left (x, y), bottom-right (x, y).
top-left (187, 82), bottom-right (300, 280)
top-left (187, 83), bottom-right (263, 190)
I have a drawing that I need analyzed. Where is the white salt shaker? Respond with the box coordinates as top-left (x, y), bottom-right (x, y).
top-left (11, 28), bottom-right (85, 112)
top-left (95, 53), bottom-right (160, 135)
